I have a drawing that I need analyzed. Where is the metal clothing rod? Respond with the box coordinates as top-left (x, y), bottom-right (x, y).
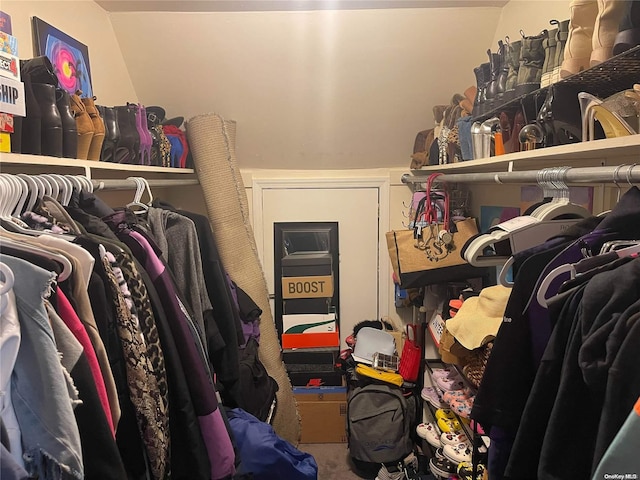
top-left (401, 165), bottom-right (640, 185)
top-left (92, 178), bottom-right (200, 191)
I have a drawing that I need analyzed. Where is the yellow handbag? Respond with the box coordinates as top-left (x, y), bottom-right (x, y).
top-left (355, 363), bottom-right (404, 387)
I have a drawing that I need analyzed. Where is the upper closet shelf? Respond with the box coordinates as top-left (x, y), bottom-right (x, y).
top-left (412, 135), bottom-right (640, 175)
top-left (0, 152), bottom-right (196, 177)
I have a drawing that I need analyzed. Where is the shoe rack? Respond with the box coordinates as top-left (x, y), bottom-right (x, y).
top-left (416, 44), bottom-right (640, 183)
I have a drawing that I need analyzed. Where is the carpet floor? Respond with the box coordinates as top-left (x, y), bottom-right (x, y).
top-left (298, 443), bottom-right (371, 480)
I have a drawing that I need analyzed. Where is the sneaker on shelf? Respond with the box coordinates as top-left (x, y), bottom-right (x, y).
top-left (416, 422), bottom-right (441, 447)
top-left (434, 408), bottom-right (456, 421)
top-left (457, 461), bottom-right (486, 480)
top-left (429, 368), bottom-right (455, 380)
top-left (375, 462), bottom-right (405, 480)
top-left (436, 417), bottom-right (462, 433)
top-left (440, 431), bottom-right (470, 446)
top-left (435, 375), bottom-right (466, 392)
top-left (420, 386), bottom-right (448, 408)
top-left (429, 456), bottom-right (457, 478)
top-left (443, 442), bottom-right (473, 464)
top-left (442, 387), bottom-right (474, 406)
top-left (449, 395), bottom-right (475, 419)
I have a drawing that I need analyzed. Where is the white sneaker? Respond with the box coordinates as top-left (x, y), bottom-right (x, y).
top-left (415, 422), bottom-right (441, 447)
top-left (375, 463), bottom-right (405, 480)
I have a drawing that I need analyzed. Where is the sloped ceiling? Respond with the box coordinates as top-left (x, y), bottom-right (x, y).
top-left (104, 2), bottom-right (509, 170)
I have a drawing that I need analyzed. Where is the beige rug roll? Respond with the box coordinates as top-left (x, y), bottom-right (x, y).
top-left (185, 112), bottom-right (300, 445)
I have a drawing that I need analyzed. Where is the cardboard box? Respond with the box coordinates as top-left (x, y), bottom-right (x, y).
top-left (281, 331), bottom-right (339, 349)
top-left (0, 131), bottom-right (10, 152)
top-left (282, 252), bottom-right (332, 277)
top-left (282, 275), bottom-right (334, 299)
top-left (283, 313), bottom-right (336, 334)
top-left (295, 387), bottom-right (347, 443)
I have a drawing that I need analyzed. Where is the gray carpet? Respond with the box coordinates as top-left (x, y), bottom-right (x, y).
top-left (298, 443), bottom-right (370, 480)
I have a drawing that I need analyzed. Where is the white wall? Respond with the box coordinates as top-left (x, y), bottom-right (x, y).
top-left (491, 0), bottom-right (571, 48)
top-left (108, 7), bottom-right (502, 171)
top-left (2, 0), bottom-right (137, 106)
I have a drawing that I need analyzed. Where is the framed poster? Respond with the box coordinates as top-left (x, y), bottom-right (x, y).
top-left (31, 16), bottom-right (93, 97)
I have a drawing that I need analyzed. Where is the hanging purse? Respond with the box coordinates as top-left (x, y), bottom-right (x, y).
top-left (386, 173), bottom-right (486, 288)
top-left (398, 324), bottom-right (421, 382)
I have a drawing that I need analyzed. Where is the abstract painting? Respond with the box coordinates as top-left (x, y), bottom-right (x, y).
top-left (31, 17), bottom-right (93, 97)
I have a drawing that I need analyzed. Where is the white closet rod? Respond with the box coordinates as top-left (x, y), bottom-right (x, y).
top-left (92, 178), bottom-right (200, 191)
top-left (401, 165), bottom-right (640, 185)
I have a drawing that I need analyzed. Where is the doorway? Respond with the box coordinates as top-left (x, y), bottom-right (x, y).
top-left (252, 176), bottom-right (390, 347)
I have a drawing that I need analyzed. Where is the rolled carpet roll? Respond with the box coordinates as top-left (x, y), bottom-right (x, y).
top-left (186, 112), bottom-right (300, 445)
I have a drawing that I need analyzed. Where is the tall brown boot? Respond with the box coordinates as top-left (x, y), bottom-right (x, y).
top-left (561, 0), bottom-right (599, 78)
top-left (591, 0), bottom-right (627, 65)
top-left (70, 90), bottom-right (94, 160)
top-left (82, 96), bottom-right (105, 161)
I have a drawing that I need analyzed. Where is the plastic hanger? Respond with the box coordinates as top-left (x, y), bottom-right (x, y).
top-left (530, 167), bottom-right (592, 220)
top-left (17, 174), bottom-right (40, 214)
top-left (125, 177), bottom-right (149, 213)
top-left (536, 241), bottom-right (640, 308)
top-left (0, 233), bottom-right (72, 282)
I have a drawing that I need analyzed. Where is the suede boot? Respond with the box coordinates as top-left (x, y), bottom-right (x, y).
top-left (541, 23), bottom-right (559, 87)
top-left (552, 19), bottom-right (570, 83)
top-left (515, 29), bottom-right (548, 97)
top-left (82, 96), bottom-right (105, 161)
top-left (613, 0), bottom-right (640, 55)
top-left (31, 83), bottom-right (62, 157)
top-left (561, 0), bottom-right (599, 78)
top-left (70, 91), bottom-right (94, 160)
top-left (56, 89), bottom-right (78, 159)
top-left (503, 39), bottom-right (522, 102)
top-left (591, 0), bottom-right (627, 65)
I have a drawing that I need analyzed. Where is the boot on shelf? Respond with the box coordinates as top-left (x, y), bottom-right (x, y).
top-left (552, 19), bottom-right (570, 83)
top-left (485, 45), bottom-right (502, 111)
top-left (541, 21), bottom-right (559, 87)
top-left (70, 91), bottom-right (94, 160)
top-left (97, 105), bottom-right (120, 163)
top-left (591, 0), bottom-right (627, 65)
top-left (472, 62), bottom-right (491, 116)
top-left (495, 40), bottom-right (509, 102)
top-left (81, 96), bottom-right (105, 161)
top-left (613, 0), bottom-right (640, 55)
top-left (56, 89), bottom-right (78, 159)
top-left (503, 37), bottom-right (522, 102)
top-left (561, 0), bottom-right (599, 78)
top-left (515, 29), bottom-right (548, 97)
top-left (19, 75), bottom-right (42, 155)
top-left (31, 83), bottom-right (62, 158)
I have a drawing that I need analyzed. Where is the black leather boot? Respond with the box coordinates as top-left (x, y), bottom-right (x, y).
top-left (495, 40), bottom-right (509, 102)
top-left (536, 83), bottom-right (584, 147)
top-left (10, 116), bottom-right (22, 153)
top-left (485, 47), bottom-right (502, 112)
top-left (473, 62), bottom-right (491, 116)
top-left (31, 83), bottom-right (63, 157)
top-left (97, 105), bottom-right (120, 162)
top-left (56, 89), bottom-right (78, 159)
top-left (20, 78), bottom-right (42, 155)
top-left (114, 105), bottom-right (140, 164)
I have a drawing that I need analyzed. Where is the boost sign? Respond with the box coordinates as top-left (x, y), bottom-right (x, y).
top-left (282, 275), bottom-right (334, 299)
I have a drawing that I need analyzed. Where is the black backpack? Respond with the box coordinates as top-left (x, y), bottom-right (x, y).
top-left (237, 337), bottom-right (279, 422)
top-left (347, 383), bottom-right (416, 469)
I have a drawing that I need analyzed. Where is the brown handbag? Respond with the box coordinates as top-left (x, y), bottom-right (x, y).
top-left (386, 173), bottom-right (485, 287)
